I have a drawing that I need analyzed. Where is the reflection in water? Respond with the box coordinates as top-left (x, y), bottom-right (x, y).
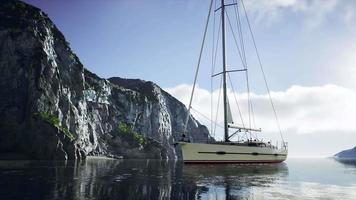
top-left (0, 158), bottom-right (288, 200)
top-left (335, 159), bottom-right (356, 167)
top-left (0, 159), bottom-right (186, 199)
top-left (1, 158), bottom-right (356, 199)
top-left (183, 163), bottom-right (288, 199)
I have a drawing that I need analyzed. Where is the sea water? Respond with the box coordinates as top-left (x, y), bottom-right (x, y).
top-left (0, 157), bottom-right (355, 200)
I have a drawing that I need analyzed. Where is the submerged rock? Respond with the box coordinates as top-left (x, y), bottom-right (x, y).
top-left (0, 0), bottom-right (212, 160)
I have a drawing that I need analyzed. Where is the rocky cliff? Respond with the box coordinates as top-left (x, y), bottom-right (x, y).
top-left (0, 0), bottom-right (212, 160)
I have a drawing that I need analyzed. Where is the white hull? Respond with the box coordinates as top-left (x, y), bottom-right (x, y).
top-left (180, 142), bottom-right (287, 163)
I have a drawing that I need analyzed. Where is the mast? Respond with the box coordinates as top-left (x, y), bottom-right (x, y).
top-left (221, 0), bottom-right (229, 142)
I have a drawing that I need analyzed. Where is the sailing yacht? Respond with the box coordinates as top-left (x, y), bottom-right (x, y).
top-left (179, 0), bottom-right (288, 163)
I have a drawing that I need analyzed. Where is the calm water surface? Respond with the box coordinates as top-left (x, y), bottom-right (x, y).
top-left (0, 158), bottom-right (356, 200)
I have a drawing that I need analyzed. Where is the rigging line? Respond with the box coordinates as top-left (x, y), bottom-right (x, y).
top-left (211, 16), bottom-right (222, 137)
top-left (211, 4), bottom-right (221, 137)
top-left (211, 69), bottom-right (213, 135)
top-left (211, 2), bottom-right (216, 138)
top-left (211, 6), bottom-right (221, 137)
top-left (213, 75), bottom-right (223, 137)
top-left (227, 73), bottom-right (245, 129)
top-left (235, 1), bottom-right (253, 137)
top-left (234, 0), bottom-right (246, 63)
top-left (241, 0), bottom-right (285, 143)
top-left (183, 0), bottom-right (214, 134)
top-left (231, 1), bottom-right (252, 139)
top-left (211, 13), bottom-right (221, 137)
top-left (225, 9), bottom-right (252, 139)
top-left (225, 10), bottom-right (246, 69)
top-left (246, 72), bottom-right (252, 132)
top-left (248, 87), bottom-right (257, 129)
top-left (234, 1), bottom-right (252, 132)
top-left (234, 0), bottom-right (247, 66)
top-left (212, 1), bottom-right (222, 76)
top-left (233, 0), bottom-right (251, 131)
top-left (250, 96), bottom-right (257, 129)
top-left (226, 7), bottom-right (252, 134)
top-left (212, 16), bottom-right (222, 76)
top-left (234, 0), bottom-right (256, 130)
top-left (190, 107), bottom-right (225, 130)
top-left (228, 74), bottom-right (249, 140)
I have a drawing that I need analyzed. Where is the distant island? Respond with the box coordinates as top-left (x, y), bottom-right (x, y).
top-left (334, 146), bottom-right (356, 160)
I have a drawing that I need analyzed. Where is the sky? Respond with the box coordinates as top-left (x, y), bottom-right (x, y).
top-left (22, 0), bottom-right (356, 157)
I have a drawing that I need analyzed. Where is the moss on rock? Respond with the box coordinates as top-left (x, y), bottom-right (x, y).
top-left (37, 112), bottom-right (76, 141)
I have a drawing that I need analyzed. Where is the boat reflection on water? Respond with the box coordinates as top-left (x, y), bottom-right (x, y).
top-left (0, 158), bottom-right (289, 200)
top-left (182, 163), bottom-right (289, 199)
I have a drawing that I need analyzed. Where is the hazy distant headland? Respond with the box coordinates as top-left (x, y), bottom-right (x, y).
top-left (0, 0), bottom-right (212, 160)
top-left (334, 146), bottom-right (356, 160)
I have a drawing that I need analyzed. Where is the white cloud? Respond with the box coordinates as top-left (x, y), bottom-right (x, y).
top-left (165, 84), bottom-right (356, 156)
top-left (243, 0), bottom-right (304, 24)
top-left (242, 0), bottom-right (342, 28)
top-left (165, 84), bottom-right (356, 136)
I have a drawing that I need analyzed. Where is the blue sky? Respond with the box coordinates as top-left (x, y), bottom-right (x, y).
top-left (23, 0), bottom-right (356, 90)
top-left (22, 0), bottom-right (211, 87)
top-left (22, 0), bottom-right (356, 157)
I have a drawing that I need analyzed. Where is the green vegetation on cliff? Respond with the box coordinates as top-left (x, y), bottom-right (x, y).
top-left (37, 112), bottom-right (76, 141)
top-left (118, 122), bottom-right (147, 146)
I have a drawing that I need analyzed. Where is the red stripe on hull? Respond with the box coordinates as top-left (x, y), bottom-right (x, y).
top-left (184, 160), bottom-right (285, 164)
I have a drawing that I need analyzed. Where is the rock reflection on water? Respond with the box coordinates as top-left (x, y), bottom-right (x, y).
top-left (0, 158), bottom-right (192, 199)
top-left (0, 158), bottom-right (289, 200)
top-left (335, 159), bottom-right (356, 167)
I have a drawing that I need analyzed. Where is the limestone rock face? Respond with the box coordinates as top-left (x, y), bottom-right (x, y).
top-left (0, 0), bottom-right (212, 160)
